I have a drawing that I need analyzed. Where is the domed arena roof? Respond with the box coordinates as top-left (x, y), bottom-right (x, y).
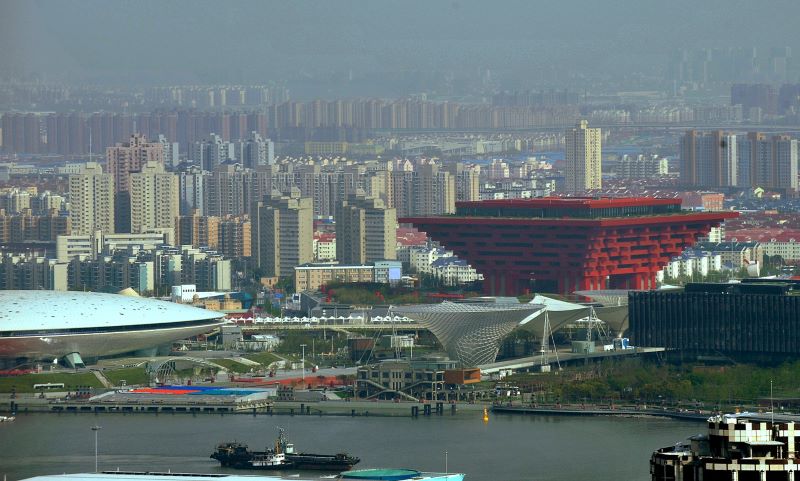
top-left (0, 290), bottom-right (223, 333)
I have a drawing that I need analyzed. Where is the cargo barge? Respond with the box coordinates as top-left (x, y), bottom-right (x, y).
top-left (211, 428), bottom-right (359, 471)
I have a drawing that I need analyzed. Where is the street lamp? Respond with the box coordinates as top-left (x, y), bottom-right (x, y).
top-left (91, 425), bottom-right (101, 473)
top-left (300, 344), bottom-right (307, 382)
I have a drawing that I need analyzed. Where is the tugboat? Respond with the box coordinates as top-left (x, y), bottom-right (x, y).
top-left (211, 428), bottom-right (360, 471)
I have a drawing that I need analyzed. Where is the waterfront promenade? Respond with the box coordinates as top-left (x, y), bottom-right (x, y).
top-left (0, 390), bottom-right (750, 422)
top-left (491, 403), bottom-right (710, 421)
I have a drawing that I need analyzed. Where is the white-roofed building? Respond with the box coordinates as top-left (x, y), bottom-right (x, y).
top-left (0, 290), bottom-right (224, 367)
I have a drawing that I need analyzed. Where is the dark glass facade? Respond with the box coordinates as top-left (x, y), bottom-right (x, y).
top-left (630, 284), bottom-right (800, 359)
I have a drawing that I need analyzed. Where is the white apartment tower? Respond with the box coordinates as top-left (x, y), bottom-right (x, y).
top-left (565, 120), bottom-right (602, 194)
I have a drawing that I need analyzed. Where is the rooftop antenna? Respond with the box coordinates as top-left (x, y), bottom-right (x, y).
top-left (88, 127), bottom-right (92, 162)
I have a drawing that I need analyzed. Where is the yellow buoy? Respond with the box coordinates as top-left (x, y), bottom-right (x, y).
top-left (482, 407), bottom-right (489, 422)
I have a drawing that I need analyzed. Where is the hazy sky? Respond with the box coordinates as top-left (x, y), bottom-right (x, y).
top-left (2, 0), bottom-right (800, 88)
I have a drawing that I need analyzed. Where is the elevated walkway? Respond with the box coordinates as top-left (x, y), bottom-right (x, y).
top-left (479, 347), bottom-right (665, 374)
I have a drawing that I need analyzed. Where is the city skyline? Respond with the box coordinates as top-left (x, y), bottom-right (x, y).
top-left (3, 1), bottom-right (800, 96)
top-left (5, 3), bottom-right (800, 480)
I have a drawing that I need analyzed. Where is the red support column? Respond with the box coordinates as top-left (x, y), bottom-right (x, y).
top-left (648, 271), bottom-right (658, 290)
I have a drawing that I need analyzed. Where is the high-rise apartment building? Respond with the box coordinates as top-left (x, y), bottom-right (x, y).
top-left (193, 133), bottom-right (235, 171)
top-left (445, 162), bottom-right (481, 202)
top-left (157, 134), bottom-right (180, 168)
top-left (389, 161), bottom-right (455, 218)
top-left (294, 165), bottom-right (358, 218)
top-left (412, 163), bottom-right (456, 216)
top-left (737, 133), bottom-right (798, 192)
top-left (565, 120), bottom-right (602, 194)
top-left (336, 194), bottom-right (397, 265)
top-left (106, 134), bottom-right (164, 233)
top-left (0, 209), bottom-right (71, 243)
top-left (390, 170), bottom-right (415, 218)
top-left (178, 165), bottom-right (207, 215)
top-left (69, 162), bottom-right (115, 235)
top-left (218, 215), bottom-right (252, 258)
top-left (680, 130), bottom-right (738, 188)
top-left (239, 131), bottom-right (274, 168)
top-left (204, 163), bottom-right (252, 217)
top-left (251, 191), bottom-right (313, 278)
top-left (360, 160), bottom-right (394, 204)
top-left (176, 210), bottom-right (219, 249)
top-left (1, 113), bottom-right (42, 154)
top-left (129, 161), bottom-right (179, 234)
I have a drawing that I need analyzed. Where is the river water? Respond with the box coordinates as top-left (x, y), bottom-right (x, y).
top-left (0, 412), bottom-right (701, 481)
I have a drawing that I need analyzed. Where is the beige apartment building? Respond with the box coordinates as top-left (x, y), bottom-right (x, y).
top-left (445, 162), bottom-right (481, 202)
top-left (565, 120), bottom-right (602, 194)
top-left (106, 134), bottom-right (164, 233)
top-left (294, 263), bottom-right (374, 292)
top-left (336, 194), bottom-right (397, 265)
top-left (129, 161), bottom-right (179, 234)
top-left (176, 209), bottom-right (220, 249)
top-left (252, 191), bottom-right (313, 278)
top-left (69, 162), bottom-right (115, 235)
top-left (219, 215), bottom-right (251, 258)
top-left (390, 162), bottom-right (455, 218)
top-left (106, 134), bottom-right (165, 193)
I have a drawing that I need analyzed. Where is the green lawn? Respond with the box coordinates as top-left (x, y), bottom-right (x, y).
top-left (0, 372), bottom-right (103, 393)
top-left (211, 359), bottom-right (253, 373)
top-left (102, 367), bottom-right (150, 387)
top-left (243, 352), bottom-right (281, 366)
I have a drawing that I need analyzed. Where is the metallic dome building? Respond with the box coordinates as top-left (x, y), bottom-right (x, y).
top-left (0, 290), bottom-right (225, 367)
top-left (393, 300), bottom-right (544, 366)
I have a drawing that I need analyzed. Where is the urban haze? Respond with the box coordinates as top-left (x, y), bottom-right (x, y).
top-left (3, 2), bottom-right (800, 481)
